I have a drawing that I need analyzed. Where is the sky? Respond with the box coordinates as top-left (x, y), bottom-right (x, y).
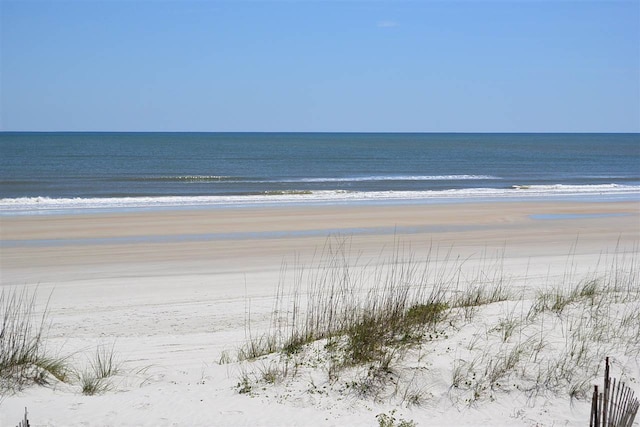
top-left (1, 0), bottom-right (639, 132)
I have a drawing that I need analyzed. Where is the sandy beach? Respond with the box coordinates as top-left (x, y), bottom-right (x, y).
top-left (1, 199), bottom-right (639, 426)
top-left (4, 0), bottom-right (639, 423)
top-left (3, 200), bottom-right (638, 281)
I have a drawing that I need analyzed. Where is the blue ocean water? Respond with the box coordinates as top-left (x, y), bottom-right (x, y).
top-left (1, 132), bottom-right (638, 212)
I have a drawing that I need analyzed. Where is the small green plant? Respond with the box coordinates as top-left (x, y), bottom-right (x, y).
top-left (78, 344), bottom-right (121, 395)
top-left (577, 279), bottom-right (599, 299)
top-left (346, 315), bottom-right (387, 364)
top-left (258, 360), bottom-right (291, 385)
top-left (79, 372), bottom-right (111, 396)
top-left (405, 302), bottom-right (448, 329)
top-left (401, 381), bottom-right (428, 407)
top-left (90, 344), bottom-right (120, 379)
top-left (237, 335), bottom-right (279, 361)
top-left (282, 334), bottom-right (309, 356)
top-left (492, 308), bottom-right (522, 342)
top-left (376, 410), bottom-right (417, 427)
top-left (218, 350), bottom-right (232, 365)
top-left (455, 283), bottom-right (511, 309)
top-left (496, 318), bottom-right (518, 342)
top-left (236, 372), bottom-right (252, 394)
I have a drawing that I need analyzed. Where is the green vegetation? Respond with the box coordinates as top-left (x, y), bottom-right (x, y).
top-left (232, 238), bottom-right (639, 410)
top-left (78, 344), bottom-right (122, 395)
top-left (376, 410), bottom-right (417, 427)
top-left (0, 288), bottom-right (69, 393)
top-left (1, 287), bottom-right (128, 398)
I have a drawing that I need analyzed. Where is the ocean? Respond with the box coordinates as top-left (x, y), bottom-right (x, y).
top-left (1, 132), bottom-right (638, 213)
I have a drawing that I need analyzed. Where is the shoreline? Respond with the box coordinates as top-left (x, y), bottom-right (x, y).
top-left (1, 187), bottom-right (638, 216)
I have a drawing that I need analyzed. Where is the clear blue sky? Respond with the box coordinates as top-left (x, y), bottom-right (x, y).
top-left (1, 0), bottom-right (639, 132)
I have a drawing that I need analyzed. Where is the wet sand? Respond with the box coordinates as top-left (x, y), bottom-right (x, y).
top-left (1, 200), bottom-right (638, 286)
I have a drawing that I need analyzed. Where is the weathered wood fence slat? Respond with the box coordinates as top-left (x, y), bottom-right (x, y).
top-left (590, 357), bottom-right (639, 427)
top-left (16, 407), bottom-right (30, 427)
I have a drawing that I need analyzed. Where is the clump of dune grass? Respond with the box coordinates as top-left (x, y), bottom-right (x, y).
top-left (0, 288), bottom-right (69, 394)
top-left (233, 238), bottom-right (491, 397)
top-left (232, 237), bottom-right (639, 412)
top-left (260, 239), bottom-right (457, 360)
top-left (77, 344), bottom-right (122, 395)
top-left (0, 288), bottom-right (137, 398)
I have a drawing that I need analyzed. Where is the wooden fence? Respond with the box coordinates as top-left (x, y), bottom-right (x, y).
top-left (590, 357), bottom-right (639, 427)
top-left (16, 407), bottom-right (29, 427)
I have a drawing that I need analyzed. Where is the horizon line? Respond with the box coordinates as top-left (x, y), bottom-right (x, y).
top-left (1, 130), bottom-right (639, 135)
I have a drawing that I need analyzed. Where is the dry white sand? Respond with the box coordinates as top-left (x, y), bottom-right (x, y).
top-left (1, 200), bottom-right (639, 426)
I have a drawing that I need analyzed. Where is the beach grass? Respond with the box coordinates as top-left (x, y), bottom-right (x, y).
top-left (78, 344), bottom-right (122, 395)
top-left (0, 287), bottom-right (131, 398)
top-left (234, 238), bottom-right (640, 408)
top-left (0, 288), bottom-right (70, 394)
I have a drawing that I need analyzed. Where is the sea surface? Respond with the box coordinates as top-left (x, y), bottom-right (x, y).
top-left (1, 132), bottom-right (638, 213)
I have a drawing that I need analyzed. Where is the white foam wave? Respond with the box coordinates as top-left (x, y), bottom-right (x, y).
top-left (1, 184), bottom-right (639, 214)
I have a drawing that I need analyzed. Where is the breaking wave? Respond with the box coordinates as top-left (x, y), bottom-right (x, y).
top-left (1, 184), bottom-right (638, 214)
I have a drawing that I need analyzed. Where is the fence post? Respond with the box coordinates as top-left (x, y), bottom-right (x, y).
top-left (591, 384), bottom-right (599, 427)
top-left (16, 407), bottom-right (29, 427)
top-left (603, 357), bottom-right (610, 427)
top-left (590, 357), bottom-right (639, 427)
